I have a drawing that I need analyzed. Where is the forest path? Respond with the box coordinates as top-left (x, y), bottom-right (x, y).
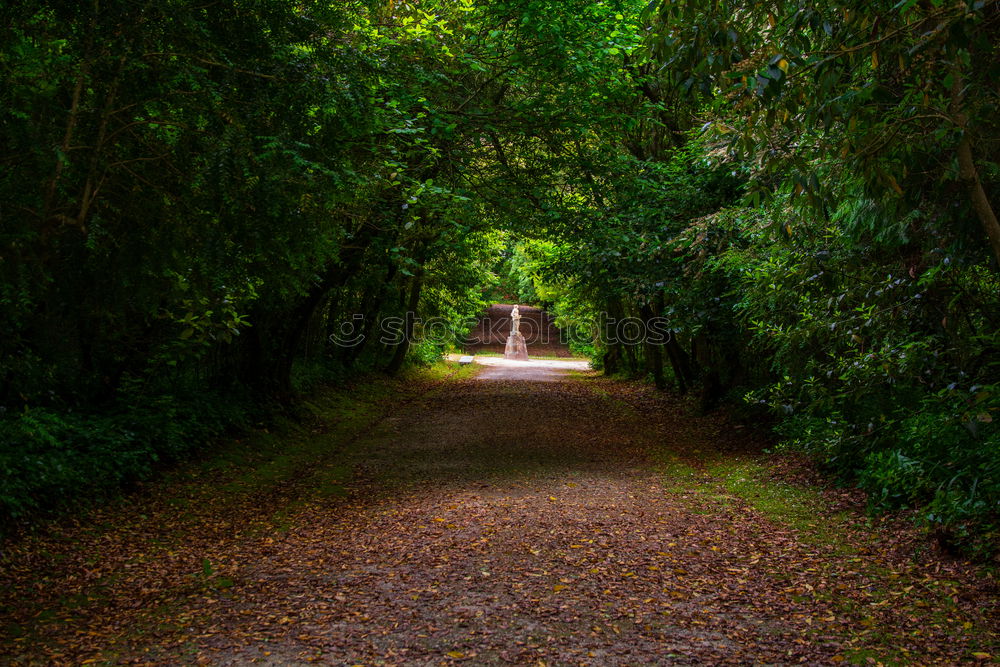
top-left (1, 365), bottom-right (996, 665)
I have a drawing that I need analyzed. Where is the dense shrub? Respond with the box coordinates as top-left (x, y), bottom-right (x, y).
top-left (0, 390), bottom-right (249, 529)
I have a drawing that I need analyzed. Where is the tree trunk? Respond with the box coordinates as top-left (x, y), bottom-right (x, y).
top-left (341, 262), bottom-right (399, 368)
top-left (693, 333), bottom-right (722, 412)
top-left (385, 273), bottom-right (424, 376)
top-left (75, 56), bottom-right (126, 230)
top-left (602, 297), bottom-right (626, 376)
top-left (951, 73), bottom-right (1000, 267)
top-left (664, 336), bottom-right (695, 393)
top-left (639, 302), bottom-right (666, 390)
top-left (237, 224), bottom-right (376, 398)
top-left (956, 135), bottom-right (1000, 267)
top-left (42, 53), bottom-right (90, 230)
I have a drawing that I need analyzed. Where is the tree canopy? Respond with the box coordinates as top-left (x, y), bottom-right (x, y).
top-left (1, 0), bottom-right (997, 553)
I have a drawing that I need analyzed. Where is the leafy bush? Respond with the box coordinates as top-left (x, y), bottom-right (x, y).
top-left (735, 207), bottom-right (1000, 553)
top-left (407, 340), bottom-right (445, 367)
top-left (0, 390), bottom-right (249, 531)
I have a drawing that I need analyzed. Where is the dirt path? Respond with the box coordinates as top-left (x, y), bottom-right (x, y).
top-left (1, 365), bottom-right (997, 665)
top-left (447, 355), bottom-right (590, 382)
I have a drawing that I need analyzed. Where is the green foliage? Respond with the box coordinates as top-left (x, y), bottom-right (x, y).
top-left (480, 242), bottom-right (540, 305)
top-left (0, 0), bottom-right (659, 526)
top-left (722, 187), bottom-right (1000, 545)
top-left (2, 0), bottom-right (998, 556)
top-left (516, 241), bottom-right (603, 360)
top-left (646, 0), bottom-right (1000, 234)
top-left (0, 386), bottom-right (249, 527)
top-left (407, 340), bottom-right (446, 367)
top-left (571, 0), bottom-right (1000, 554)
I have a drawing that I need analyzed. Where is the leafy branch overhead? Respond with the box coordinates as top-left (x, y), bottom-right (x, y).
top-left (0, 0), bottom-right (998, 569)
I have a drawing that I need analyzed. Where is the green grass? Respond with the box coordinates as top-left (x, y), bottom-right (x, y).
top-left (709, 459), bottom-right (859, 552)
top-left (655, 455), bottom-right (998, 663)
top-left (427, 359), bottom-right (484, 380)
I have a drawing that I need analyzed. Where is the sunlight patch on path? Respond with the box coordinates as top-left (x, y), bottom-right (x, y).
top-left (446, 354), bottom-right (591, 382)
